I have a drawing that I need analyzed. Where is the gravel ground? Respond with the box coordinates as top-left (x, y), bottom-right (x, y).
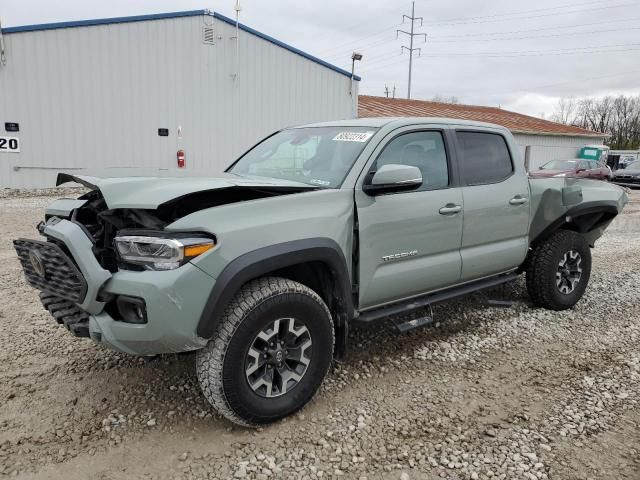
top-left (1, 188), bottom-right (639, 480)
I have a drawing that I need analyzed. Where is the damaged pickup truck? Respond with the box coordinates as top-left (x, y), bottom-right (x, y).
top-left (14, 118), bottom-right (627, 426)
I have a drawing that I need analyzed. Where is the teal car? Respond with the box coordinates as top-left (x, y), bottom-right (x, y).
top-left (14, 118), bottom-right (627, 425)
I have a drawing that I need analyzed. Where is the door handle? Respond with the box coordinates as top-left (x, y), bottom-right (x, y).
top-left (509, 195), bottom-right (528, 205)
top-left (439, 204), bottom-right (462, 215)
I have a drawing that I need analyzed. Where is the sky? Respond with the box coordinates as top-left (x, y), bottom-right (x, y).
top-left (2, 0), bottom-right (640, 118)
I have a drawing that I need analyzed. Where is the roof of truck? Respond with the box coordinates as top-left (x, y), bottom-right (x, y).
top-left (300, 117), bottom-right (512, 131)
top-left (358, 95), bottom-right (606, 138)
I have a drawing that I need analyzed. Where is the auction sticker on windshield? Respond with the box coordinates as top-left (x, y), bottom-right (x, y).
top-left (333, 131), bottom-right (375, 142)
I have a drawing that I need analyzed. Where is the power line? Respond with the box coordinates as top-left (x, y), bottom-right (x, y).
top-left (422, 0), bottom-right (637, 27)
top-left (358, 42), bottom-right (640, 73)
top-left (312, 21), bottom-right (401, 57)
top-left (429, 25), bottom-right (640, 44)
top-left (356, 23), bottom-right (640, 67)
top-left (420, 0), bottom-right (612, 25)
top-left (310, 3), bottom-right (401, 56)
top-left (322, 36), bottom-right (394, 63)
top-left (442, 68), bottom-right (640, 98)
top-left (501, 69), bottom-right (640, 94)
top-left (397, 1), bottom-right (427, 99)
top-left (419, 42), bottom-right (640, 57)
top-left (418, 47), bottom-right (640, 58)
top-left (430, 15), bottom-right (640, 38)
top-left (313, 0), bottom-right (640, 85)
top-left (313, 1), bottom-right (638, 65)
top-left (358, 50), bottom-right (639, 80)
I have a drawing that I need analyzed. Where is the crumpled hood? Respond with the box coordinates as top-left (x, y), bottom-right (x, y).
top-left (57, 173), bottom-right (316, 209)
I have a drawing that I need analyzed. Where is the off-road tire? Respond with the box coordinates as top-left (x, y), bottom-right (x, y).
top-left (196, 277), bottom-right (334, 426)
top-left (526, 230), bottom-right (591, 310)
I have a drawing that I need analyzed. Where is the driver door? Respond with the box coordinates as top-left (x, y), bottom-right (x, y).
top-left (355, 128), bottom-right (464, 310)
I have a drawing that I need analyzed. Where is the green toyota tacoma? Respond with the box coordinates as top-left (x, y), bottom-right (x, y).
top-left (14, 118), bottom-right (627, 426)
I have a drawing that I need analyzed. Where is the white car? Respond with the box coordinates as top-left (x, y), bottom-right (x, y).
top-left (619, 156), bottom-right (637, 169)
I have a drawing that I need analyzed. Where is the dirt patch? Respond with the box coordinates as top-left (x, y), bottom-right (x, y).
top-left (1, 190), bottom-right (639, 480)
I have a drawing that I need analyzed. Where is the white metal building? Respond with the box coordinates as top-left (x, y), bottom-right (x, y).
top-left (0, 10), bottom-right (360, 188)
top-left (358, 96), bottom-right (607, 170)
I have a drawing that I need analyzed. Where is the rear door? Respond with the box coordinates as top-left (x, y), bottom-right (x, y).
top-left (578, 160), bottom-right (596, 178)
top-left (455, 130), bottom-right (531, 282)
top-left (595, 160), bottom-right (610, 180)
top-left (355, 127), bottom-right (463, 310)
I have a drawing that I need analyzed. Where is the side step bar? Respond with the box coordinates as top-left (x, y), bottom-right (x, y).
top-left (392, 310), bottom-right (434, 334)
top-left (353, 272), bottom-right (519, 327)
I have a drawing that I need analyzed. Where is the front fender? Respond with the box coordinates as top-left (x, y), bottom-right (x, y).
top-left (196, 238), bottom-right (353, 339)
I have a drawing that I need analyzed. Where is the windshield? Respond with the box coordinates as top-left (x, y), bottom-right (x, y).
top-left (228, 127), bottom-right (378, 188)
top-left (541, 160), bottom-right (579, 170)
top-left (627, 161), bottom-right (640, 170)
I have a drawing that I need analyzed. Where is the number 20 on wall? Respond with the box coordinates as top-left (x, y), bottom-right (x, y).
top-left (0, 137), bottom-right (20, 153)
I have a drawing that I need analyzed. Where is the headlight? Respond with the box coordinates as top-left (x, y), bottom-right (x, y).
top-left (114, 234), bottom-right (215, 271)
top-left (553, 173), bottom-right (567, 177)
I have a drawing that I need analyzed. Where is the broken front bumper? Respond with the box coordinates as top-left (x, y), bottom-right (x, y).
top-left (91, 266), bottom-right (212, 355)
top-left (15, 218), bottom-right (213, 355)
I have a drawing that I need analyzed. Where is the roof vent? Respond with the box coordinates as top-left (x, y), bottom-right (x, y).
top-left (202, 26), bottom-right (215, 45)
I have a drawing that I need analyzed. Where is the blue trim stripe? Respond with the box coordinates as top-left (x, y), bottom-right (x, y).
top-left (1, 9), bottom-right (361, 81)
top-left (212, 12), bottom-right (360, 81)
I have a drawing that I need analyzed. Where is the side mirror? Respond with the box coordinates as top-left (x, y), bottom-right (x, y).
top-left (363, 164), bottom-right (423, 196)
top-left (576, 168), bottom-right (586, 173)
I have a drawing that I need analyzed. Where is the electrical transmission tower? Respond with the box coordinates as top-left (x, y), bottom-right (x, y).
top-left (384, 85), bottom-right (397, 98)
top-left (396, 1), bottom-right (427, 99)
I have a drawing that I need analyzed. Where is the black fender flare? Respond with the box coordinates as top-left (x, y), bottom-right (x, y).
top-left (197, 238), bottom-right (353, 339)
top-left (530, 200), bottom-right (619, 246)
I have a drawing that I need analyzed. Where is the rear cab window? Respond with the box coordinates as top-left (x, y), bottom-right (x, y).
top-left (456, 131), bottom-right (513, 185)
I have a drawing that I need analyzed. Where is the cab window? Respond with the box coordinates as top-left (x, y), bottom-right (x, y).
top-left (456, 131), bottom-right (513, 185)
top-left (374, 131), bottom-right (449, 191)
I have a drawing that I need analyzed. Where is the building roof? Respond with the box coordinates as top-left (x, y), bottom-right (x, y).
top-left (358, 95), bottom-right (604, 137)
top-left (1, 10), bottom-right (360, 81)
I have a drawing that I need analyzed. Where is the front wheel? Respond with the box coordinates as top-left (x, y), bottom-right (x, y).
top-left (196, 277), bottom-right (334, 426)
top-left (526, 230), bottom-right (592, 310)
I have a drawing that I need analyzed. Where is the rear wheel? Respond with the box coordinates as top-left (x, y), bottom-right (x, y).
top-left (196, 277), bottom-right (334, 426)
top-left (526, 230), bottom-right (592, 310)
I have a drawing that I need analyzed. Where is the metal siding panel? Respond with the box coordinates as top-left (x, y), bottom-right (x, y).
top-left (1, 15), bottom-right (356, 187)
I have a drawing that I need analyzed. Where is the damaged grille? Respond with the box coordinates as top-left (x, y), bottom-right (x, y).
top-left (40, 291), bottom-right (90, 337)
top-left (13, 238), bottom-right (88, 303)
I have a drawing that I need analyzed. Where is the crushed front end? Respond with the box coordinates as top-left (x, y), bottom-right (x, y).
top-left (13, 173), bottom-right (318, 354)
top-left (13, 188), bottom-right (215, 355)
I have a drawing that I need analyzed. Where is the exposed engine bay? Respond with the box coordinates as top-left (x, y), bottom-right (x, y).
top-left (54, 175), bottom-right (315, 272)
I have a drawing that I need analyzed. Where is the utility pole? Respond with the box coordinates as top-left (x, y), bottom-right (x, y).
top-left (384, 85), bottom-right (397, 99)
top-left (397, 1), bottom-right (426, 99)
